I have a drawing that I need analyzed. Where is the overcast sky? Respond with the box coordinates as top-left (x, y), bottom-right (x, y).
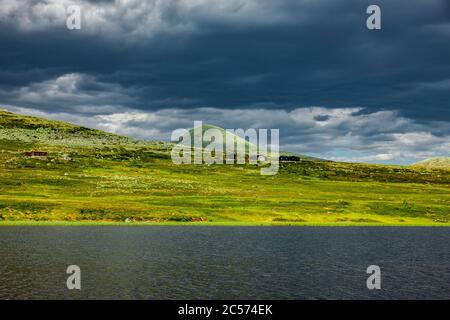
top-left (1, 0), bottom-right (449, 164)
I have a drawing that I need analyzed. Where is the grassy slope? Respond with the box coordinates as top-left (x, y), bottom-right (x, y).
top-left (412, 157), bottom-right (450, 170)
top-left (0, 109), bottom-right (449, 225)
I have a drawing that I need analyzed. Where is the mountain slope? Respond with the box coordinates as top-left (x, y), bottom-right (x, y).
top-left (184, 123), bottom-right (258, 152)
top-left (1, 110), bottom-right (323, 160)
top-left (184, 123), bottom-right (324, 160)
top-left (411, 157), bottom-right (450, 170)
top-left (1, 109), bottom-right (104, 133)
top-left (0, 108), bottom-right (134, 146)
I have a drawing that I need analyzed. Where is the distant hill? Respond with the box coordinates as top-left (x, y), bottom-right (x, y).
top-left (1, 109), bottom-right (326, 160)
top-left (1, 109), bottom-right (328, 161)
top-left (184, 123), bottom-right (256, 151)
top-left (183, 123), bottom-right (326, 160)
top-left (0, 108), bottom-right (135, 146)
top-left (411, 157), bottom-right (450, 170)
top-left (1, 109), bottom-right (102, 133)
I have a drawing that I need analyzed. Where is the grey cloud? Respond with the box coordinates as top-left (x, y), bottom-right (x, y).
top-left (2, 0), bottom-right (450, 120)
top-left (0, 0), bottom-right (307, 38)
top-left (1, 73), bottom-right (137, 113)
top-left (1, 72), bottom-right (202, 113)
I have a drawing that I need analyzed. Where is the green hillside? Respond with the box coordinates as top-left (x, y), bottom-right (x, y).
top-left (0, 109), bottom-right (449, 225)
top-left (184, 123), bottom-right (323, 161)
top-left (412, 157), bottom-right (450, 170)
top-left (184, 123), bottom-right (257, 152)
top-left (0, 109), bottom-right (135, 146)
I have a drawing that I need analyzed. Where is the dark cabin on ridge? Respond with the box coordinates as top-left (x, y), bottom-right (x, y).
top-left (279, 155), bottom-right (300, 162)
top-left (25, 151), bottom-right (48, 158)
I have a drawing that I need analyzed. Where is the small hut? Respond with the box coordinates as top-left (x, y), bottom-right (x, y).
top-left (25, 151), bottom-right (48, 159)
top-left (279, 155), bottom-right (300, 162)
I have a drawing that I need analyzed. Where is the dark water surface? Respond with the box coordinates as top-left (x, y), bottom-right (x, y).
top-left (1, 226), bottom-right (450, 299)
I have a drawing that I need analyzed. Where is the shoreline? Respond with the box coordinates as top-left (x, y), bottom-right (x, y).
top-left (0, 220), bottom-right (449, 227)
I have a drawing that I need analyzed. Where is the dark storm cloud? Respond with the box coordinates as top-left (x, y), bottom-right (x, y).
top-left (0, 0), bottom-right (449, 163)
top-left (1, 0), bottom-right (449, 118)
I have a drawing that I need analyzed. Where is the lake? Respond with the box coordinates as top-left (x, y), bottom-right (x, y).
top-left (0, 226), bottom-right (450, 299)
